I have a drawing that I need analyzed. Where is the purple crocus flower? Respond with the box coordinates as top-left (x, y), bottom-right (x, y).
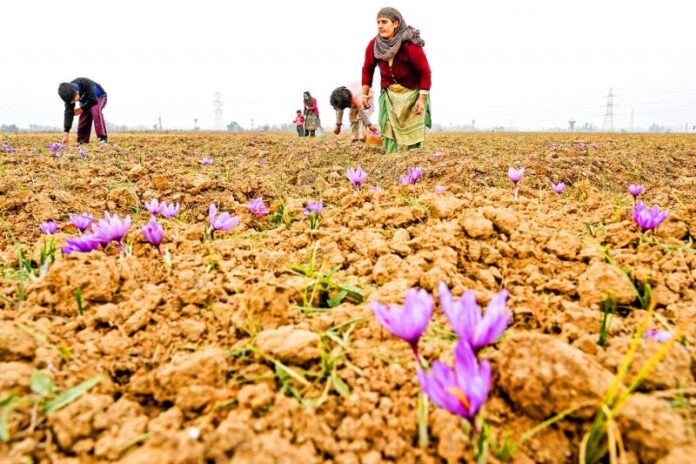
top-left (199, 157), bottom-right (213, 166)
top-left (347, 166), bottom-right (367, 189)
top-left (439, 282), bottom-right (511, 352)
top-left (303, 199), bottom-right (323, 217)
top-left (508, 167), bottom-right (525, 184)
top-left (247, 197), bottom-right (270, 216)
top-left (62, 234), bottom-right (101, 255)
top-left (144, 199), bottom-right (163, 215)
top-left (209, 203), bottom-right (240, 232)
top-left (633, 201), bottom-right (668, 232)
top-left (91, 212), bottom-right (131, 247)
top-left (69, 213), bottom-right (94, 232)
top-left (417, 341), bottom-right (491, 421)
top-left (643, 328), bottom-right (673, 343)
top-left (372, 184), bottom-right (382, 193)
top-left (628, 184), bottom-right (644, 199)
top-left (408, 166), bottom-right (423, 184)
top-left (160, 202), bottom-right (180, 219)
top-left (141, 216), bottom-right (164, 250)
top-left (550, 143), bottom-right (558, 150)
top-left (436, 185), bottom-right (446, 193)
top-left (552, 182), bottom-right (566, 195)
top-left (370, 288), bottom-right (434, 350)
top-left (46, 142), bottom-right (64, 157)
top-left (2, 141), bottom-right (17, 153)
top-left (39, 220), bottom-right (58, 235)
top-left (633, 202), bottom-right (669, 231)
top-left (433, 150), bottom-right (443, 158)
top-left (398, 174), bottom-right (410, 185)
top-left (77, 147), bottom-right (88, 159)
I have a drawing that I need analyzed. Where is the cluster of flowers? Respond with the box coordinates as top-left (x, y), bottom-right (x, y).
top-left (145, 199), bottom-right (181, 218)
top-left (45, 142), bottom-right (65, 157)
top-left (2, 141), bottom-right (17, 153)
top-left (370, 283), bottom-right (510, 422)
top-left (399, 166), bottom-right (424, 186)
top-left (627, 184), bottom-right (669, 231)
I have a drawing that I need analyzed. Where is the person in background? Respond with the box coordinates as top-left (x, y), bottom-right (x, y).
top-left (303, 91), bottom-right (321, 137)
top-left (330, 85), bottom-right (378, 142)
top-left (58, 77), bottom-right (108, 144)
top-left (361, 7), bottom-right (431, 153)
top-left (293, 110), bottom-right (306, 137)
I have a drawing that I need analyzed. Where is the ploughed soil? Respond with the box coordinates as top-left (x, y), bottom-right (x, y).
top-left (1, 132), bottom-right (695, 463)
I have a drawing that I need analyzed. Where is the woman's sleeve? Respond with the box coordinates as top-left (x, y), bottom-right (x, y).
top-left (408, 44), bottom-right (432, 91)
top-left (362, 40), bottom-right (376, 87)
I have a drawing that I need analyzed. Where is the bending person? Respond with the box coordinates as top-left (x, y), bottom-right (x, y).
top-left (361, 7), bottom-right (431, 153)
top-left (58, 77), bottom-right (108, 145)
top-left (330, 85), bottom-right (378, 142)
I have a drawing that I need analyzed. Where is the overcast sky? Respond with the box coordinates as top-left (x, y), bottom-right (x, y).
top-left (1, 0), bottom-right (695, 130)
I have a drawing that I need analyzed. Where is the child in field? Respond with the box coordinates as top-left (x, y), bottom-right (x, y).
top-left (330, 85), bottom-right (377, 142)
top-left (293, 110), bottom-right (306, 137)
top-left (58, 77), bottom-right (108, 144)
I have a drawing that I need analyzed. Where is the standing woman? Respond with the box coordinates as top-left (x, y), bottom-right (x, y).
top-left (303, 91), bottom-right (321, 137)
top-left (362, 7), bottom-right (431, 154)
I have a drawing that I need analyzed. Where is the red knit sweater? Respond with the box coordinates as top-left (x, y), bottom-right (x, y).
top-left (362, 37), bottom-right (432, 91)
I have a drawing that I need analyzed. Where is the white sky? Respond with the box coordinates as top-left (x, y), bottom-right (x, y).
top-left (1, 0), bottom-right (695, 130)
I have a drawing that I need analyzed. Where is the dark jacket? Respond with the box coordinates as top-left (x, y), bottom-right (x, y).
top-left (63, 77), bottom-right (107, 132)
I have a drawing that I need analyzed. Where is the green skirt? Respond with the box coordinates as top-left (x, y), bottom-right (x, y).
top-left (379, 84), bottom-right (431, 154)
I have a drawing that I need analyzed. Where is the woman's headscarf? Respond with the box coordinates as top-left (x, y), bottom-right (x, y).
top-left (373, 7), bottom-right (425, 61)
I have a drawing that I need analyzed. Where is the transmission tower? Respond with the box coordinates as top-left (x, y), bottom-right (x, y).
top-left (602, 88), bottom-right (614, 132)
top-left (213, 91), bottom-right (224, 131)
top-left (568, 119), bottom-right (576, 132)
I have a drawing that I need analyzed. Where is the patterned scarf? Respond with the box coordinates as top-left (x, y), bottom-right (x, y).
top-left (373, 7), bottom-right (425, 61)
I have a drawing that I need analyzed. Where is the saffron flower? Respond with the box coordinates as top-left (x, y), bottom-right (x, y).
top-left (62, 234), bottom-right (101, 255)
top-left (91, 212), bottom-right (131, 248)
top-left (436, 185), bottom-right (446, 193)
top-left (303, 199), bottom-right (323, 230)
top-left (69, 213), bottom-right (93, 232)
top-left (199, 157), bottom-right (213, 166)
top-left (160, 202), bottom-right (180, 219)
top-left (303, 199), bottom-right (323, 217)
top-left (77, 147), bottom-right (88, 159)
top-left (141, 216), bottom-right (164, 250)
top-left (438, 282), bottom-right (510, 352)
top-left (628, 184), bottom-right (644, 199)
top-left (372, 184), bottom-right (382, 193)
top-left (508, 167), bottom-right (525, 200)
top-left (433, 150), bottom-right (443, 158)
top-left (508, 167), bottom-right (524, 184)
top-left (632, 201), bottom-right (668, 232)
top-left (398, 174), bottom-right (410, 185)
top-left (408, 166), bottom-right (423, 184)
top-left (370, 288), bottom-right (434, 350)
top-left (347, 166), bottom-right (367, 189)
top-left (643, 328), bottom-right (673, 343)
top-left (208, 203), bottom-right (240, 234)
top-left (247, 197), bottom-right (269, 216)
top-left (39, 220), bottom-right (58, 235)
top-left (552, 182), bottom-right (566, 195)
top-left (144, 199), bottom-right (163, 215)
top-left (417, 341), bottom-right (491, 421)
top-left (2, 141), bottom-right (17, 153)
top-left (46, 142), bottom-right (64, 157)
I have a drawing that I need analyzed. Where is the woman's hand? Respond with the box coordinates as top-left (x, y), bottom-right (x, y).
top-left (62, 132), bottom-right (69, 144)
top-left (74, 108), bottom-right (83, 116)
top-left (414, 95), bottom-right (426, 115)
top-left (368, 124), bottom-right (378, 133)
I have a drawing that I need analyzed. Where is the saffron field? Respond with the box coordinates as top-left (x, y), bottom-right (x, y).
top-left (0, 132), bottom-right (695, 463)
